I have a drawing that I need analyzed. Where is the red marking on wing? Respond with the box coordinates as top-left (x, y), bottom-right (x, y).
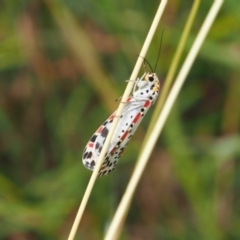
top-left (133, 113), bottom-right (141, 123)
top-left (144, 100), bottom-right (151, 108)
top-left (126, 97), bottom-right (132, 102)
top-left (88, 142), bottom-right (94, 148)
top-left (121, 131), bottom-right (128, 141)
top-left (97, 126), bottom-right (103, 133)
top-left (109, 114), bottom-right (115, 120)
top-left (110, 147), bottom-right (117, 154)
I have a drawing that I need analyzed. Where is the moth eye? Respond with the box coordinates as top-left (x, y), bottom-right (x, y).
top-left (149, 76), bottom-right (154, 81)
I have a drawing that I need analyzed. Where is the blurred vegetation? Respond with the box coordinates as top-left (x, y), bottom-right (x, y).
top-left (0, 0), bottom-right (239, 239)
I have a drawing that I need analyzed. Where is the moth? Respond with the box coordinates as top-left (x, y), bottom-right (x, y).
top-left (82, 72), bottom-right (160, 176)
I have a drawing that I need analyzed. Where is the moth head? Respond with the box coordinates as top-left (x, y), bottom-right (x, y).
top-left (145, 73), bottom-right (158, 82)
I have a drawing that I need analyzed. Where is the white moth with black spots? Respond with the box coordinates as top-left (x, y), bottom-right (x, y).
top-left (82, 72), bottom-right (160, 176)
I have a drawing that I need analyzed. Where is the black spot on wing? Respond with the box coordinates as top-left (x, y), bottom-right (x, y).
top-left (96, 142), bottom-right (100, 149)
top-left (107, 161), bottom-right (112, 167)
top-left (90, 134), bottom-right (97, 142)
top-left (83, 151), bottom-right (92, 159)
top-left (90, 160), bottom-right (95, 167)
top-left (101, 127), bottom-right (109, 137)
top-left (83, 152), bottom-right (88, 159)
top-left (103, 120), bottom-right (108, 126)
top-left (87, 151), bottom-right (92, 159)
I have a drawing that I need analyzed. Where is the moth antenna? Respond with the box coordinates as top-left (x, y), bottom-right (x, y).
top-left (138, 55), bottom-right (154, 73)
top-left (154, 29), bottom-right (164, 72)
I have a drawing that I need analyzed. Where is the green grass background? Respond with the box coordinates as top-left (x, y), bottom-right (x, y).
top-left (0, 0), bottom-right (239, 239)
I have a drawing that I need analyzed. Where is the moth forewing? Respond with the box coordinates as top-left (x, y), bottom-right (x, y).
top-left (82, 72), bottom-right (160, 176)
